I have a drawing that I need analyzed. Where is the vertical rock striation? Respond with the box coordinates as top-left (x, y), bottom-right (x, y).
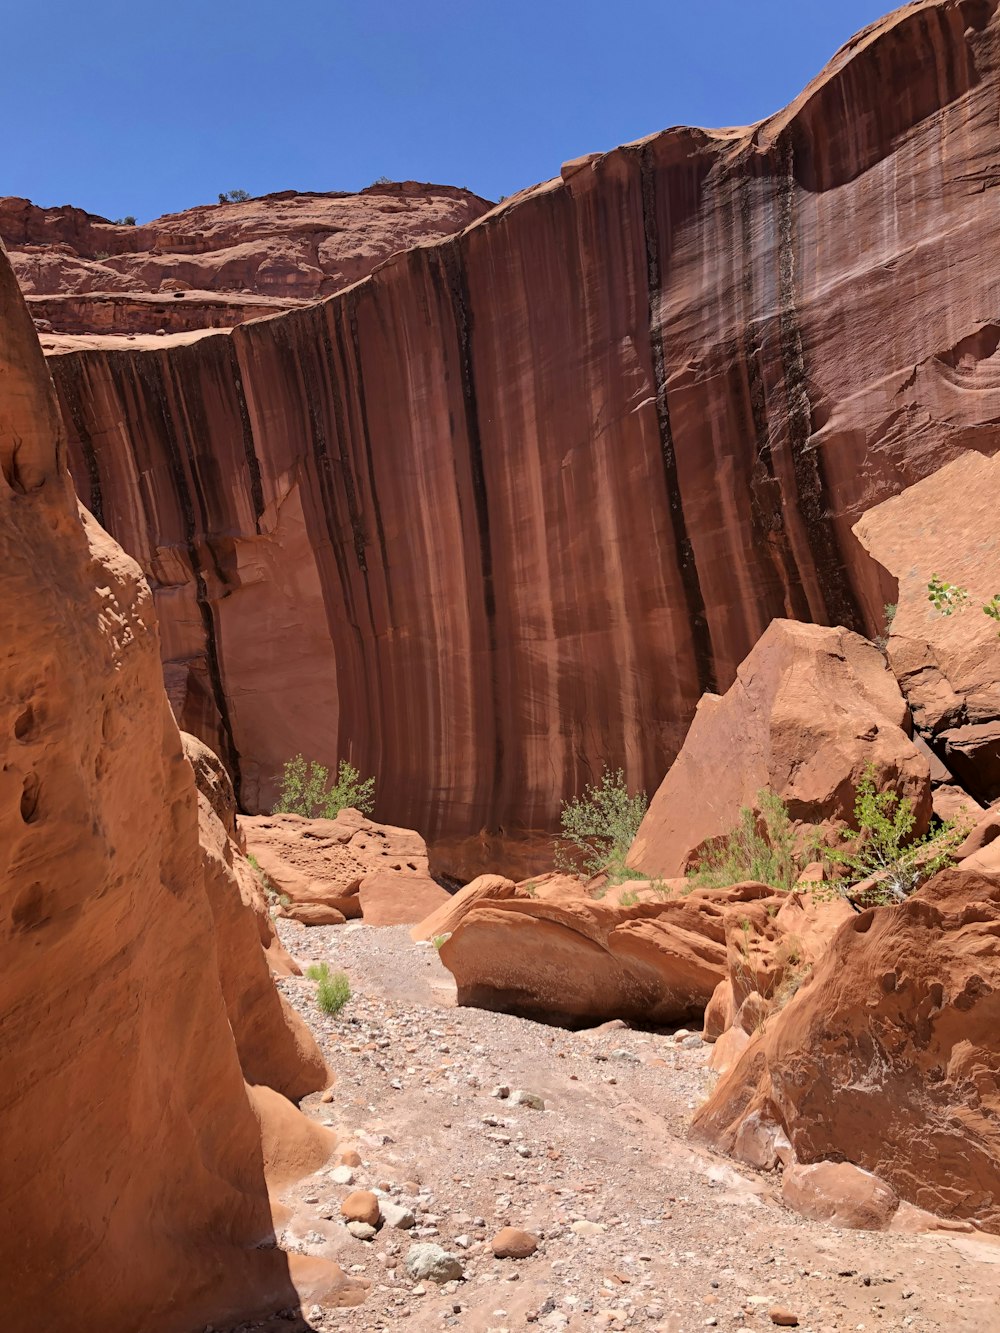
top-left (46, 0), bottom-right (1000, 870)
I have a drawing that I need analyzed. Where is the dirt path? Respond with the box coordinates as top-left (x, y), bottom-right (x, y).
top-left (266, 920), bottom-right (1000, 1333)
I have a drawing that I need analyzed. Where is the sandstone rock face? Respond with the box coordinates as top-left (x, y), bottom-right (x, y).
top-left (627, 620), bottom-right (931, 878)
top-left (42, 1), bottom-right (1000, 874)
top-left (411, 873), bottom-right (518, 941)
top-left (854, 450), bottom-right (1000, 803)
top-left (692, 864), bottom-right (1000, 1233)
top-left (243, 809), bottom-right (431, 925)
top-left (0, 240), bottom-right (357, 1328)
top-left (356, 870), bottom-right (450, 926)
top-left (1, 184), bottom-right (491, 333)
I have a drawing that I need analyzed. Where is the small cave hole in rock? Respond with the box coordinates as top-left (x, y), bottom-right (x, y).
top-left (20, 774), bottom-right (41, 824)
top-left (14, 705), bottom-right (35, 740)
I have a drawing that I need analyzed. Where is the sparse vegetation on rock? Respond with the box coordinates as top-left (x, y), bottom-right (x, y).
top-left (825, 763), bottom-right (966, 906)
top-left (273, 754), bottom-right (376, 819)
top-left (687, 791), bottom-right (818, 892)
top-left (218, 188), bottom-right (251, 203)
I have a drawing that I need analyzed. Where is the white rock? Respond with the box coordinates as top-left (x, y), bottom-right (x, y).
top-left (347, 1221), bottom-right (377, 1240)
top-left (509, 1090), bottom-right (545, 1110)
top-left (330, 1165), bottom-right (355, 1186)
top-left (382, 1201), bottom-right (416, 1230)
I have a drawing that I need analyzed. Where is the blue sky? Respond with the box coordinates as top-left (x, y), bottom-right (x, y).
top-left (4, 1), bottom-right (893, 221)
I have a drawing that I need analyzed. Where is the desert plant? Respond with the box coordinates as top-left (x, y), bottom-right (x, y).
top-left (687, 790), bottom-right (817, 892)
top-left (873, 602), bottom-right (897, 654)
top-left (273, 755), bottom-right (375, 819)
top-left (218, 188), bottom-right (251, 203)
top-left (246, 851), bottom-right (276, 896)
top-left (115, 215), bottom-right (136, 225)
top-left (555, 766), bottom-right (648, 879)
top-left (619, 888), bottom-right (639, 907)
top-left (928, 575), bottom-right (970, 615)
top-left (431, 934), bottom-right (448, 951)
top-left (826, 764), bottom-right (966, 906)
top-left (305, 962), bottom-right (351, 1015)
top-left (371, 175), bottom-right (393, 185)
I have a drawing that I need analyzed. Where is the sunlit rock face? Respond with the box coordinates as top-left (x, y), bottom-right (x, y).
top-left (41, 0), bottom-right (1000, 873)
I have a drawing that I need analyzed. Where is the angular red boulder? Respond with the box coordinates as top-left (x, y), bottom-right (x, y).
top-left (627, 621), bottom-right (931, 878)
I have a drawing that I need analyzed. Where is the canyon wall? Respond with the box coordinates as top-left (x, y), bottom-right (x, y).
top-left (44, 0), bottom-right (1000, 870)
top-left (1, 182), bottom-right (491, 333)
top-left (0, 240), bottom-right (350, 1330)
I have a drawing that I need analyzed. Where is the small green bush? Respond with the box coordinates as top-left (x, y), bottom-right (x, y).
top-left (218, 188), bottom-right (251, 203)
top-left (305, 962), bottom-right (351, 1015)
top-left (928, 575), bottom-right (970, 616)
top-left (273, 755), bottom-right (375, 819)
top-left (555, 766), bottom-right (648, 879)
top-left (688, 790), bottom-right (817, 892)
top-left (873, 602), bottom-right (896, 654)
top-left (826, 763), bottom-right (965, 906)
top-left (115, 215), bottom-right (136, 226)
top-left (431, 934), bottom-right (448, 951)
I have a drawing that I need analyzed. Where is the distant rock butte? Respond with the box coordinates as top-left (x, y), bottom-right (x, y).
top-left (0, 182), bottom-right (491, 334)
top-left (21, 0), bottom-right (1000, 876)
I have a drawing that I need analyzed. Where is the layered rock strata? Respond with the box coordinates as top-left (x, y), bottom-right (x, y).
top-left (0, 240), bottom-right (359, 1329)
top-left (33, 1), bottom-right (1000, 871)
top-left (1, 183), bottom-right (491, 333)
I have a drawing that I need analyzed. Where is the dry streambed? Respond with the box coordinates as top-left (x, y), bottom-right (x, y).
top-left (251, 921), bottom-right (1000, 1333)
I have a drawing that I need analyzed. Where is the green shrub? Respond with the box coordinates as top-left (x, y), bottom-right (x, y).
top-left (555, 766), bottom-right (648, 879)
top-left (928, 575), bottom-right (970, 615)
top-left (826, 764), bottom-right (965, 906)
top-left (114, 215), bottom-right (136, 225)
top-left (305, 962), bottom-right (351, 1015)
top-left (688, 790), bottom-right (816, 892)
top-left (218, 188), bottom-right (251, 203)
top-left (431, 934), bottom-right (448, 951)
top-left (273, 755), bottom-right (375, 819)
top-left (873, 602), bottom-right (896, 654)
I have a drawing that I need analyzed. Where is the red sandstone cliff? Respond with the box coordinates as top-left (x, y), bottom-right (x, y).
top-left (34, 0), bottom-right (1000, 873)
top-left (0, 240), bottom-right (359, 1329)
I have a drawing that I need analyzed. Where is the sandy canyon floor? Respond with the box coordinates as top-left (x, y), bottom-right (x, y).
top-left (250, 921), bottom-right (1000, 1333)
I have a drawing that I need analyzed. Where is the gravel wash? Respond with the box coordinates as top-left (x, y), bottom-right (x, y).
top-left (230, 920), bottom-right (1000, 1333)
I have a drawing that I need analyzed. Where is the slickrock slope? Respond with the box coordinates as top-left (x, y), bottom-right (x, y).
top-left (40, 0), bottom-right (1000, 871)
top-left (0, 241), bottom-right (361, 1329)
top-left (1, 183), bottom-right (490, 333)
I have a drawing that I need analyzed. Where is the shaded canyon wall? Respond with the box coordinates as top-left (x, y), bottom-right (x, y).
top-left (49, 0), bottom-right (1000, 869)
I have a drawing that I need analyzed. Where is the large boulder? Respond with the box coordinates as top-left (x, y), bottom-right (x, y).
top-left (437, 877), bottom-right (797, 1026)
top-left (854, 451), bottom-right (1000, 803)
top-left (692, 865), bottom-right (1000, 1233)
top-left (242, 809), bottom-right (429, 925)
top-left (0, 240), bottom-right (361, 1328)
top-left (627, 620), bottom-right (931, 879)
